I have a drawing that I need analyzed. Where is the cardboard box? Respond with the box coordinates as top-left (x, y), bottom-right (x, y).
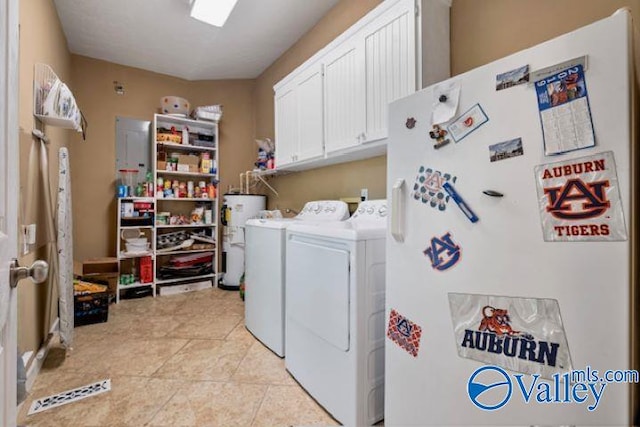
top-left (74, 258), bottom-right (118, 276)
top-left (177, 154), bottom-right (200, 173)
top-left (74, 258), bottom-right (119, 298)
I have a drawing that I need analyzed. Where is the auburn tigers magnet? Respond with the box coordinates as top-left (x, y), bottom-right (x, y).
top-left (387, 309), bottom-right (423, 357)
top-left (534, 151), bottom-right (627, 242)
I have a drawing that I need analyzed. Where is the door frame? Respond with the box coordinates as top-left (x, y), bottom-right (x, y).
top-left (1, 0), bottom-right (20, 424)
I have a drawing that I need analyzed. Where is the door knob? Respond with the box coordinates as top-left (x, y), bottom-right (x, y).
top-left (10, 259), bottom-right (49, 288)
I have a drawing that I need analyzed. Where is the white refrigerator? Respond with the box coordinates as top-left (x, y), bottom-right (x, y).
top-left (385, 10), bottom-right (637, 426)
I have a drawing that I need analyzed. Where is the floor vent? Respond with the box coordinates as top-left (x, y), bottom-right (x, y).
top-left (28, 379), bottom-right (111, 415)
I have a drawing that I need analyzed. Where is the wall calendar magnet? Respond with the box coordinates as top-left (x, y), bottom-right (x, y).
top-left (535, 64), bottom-right (595, 155)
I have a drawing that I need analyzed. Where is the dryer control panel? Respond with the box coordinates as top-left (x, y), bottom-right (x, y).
top-left (296, 200), bottom-right (350, 221)
top-left (349, 200), bottom-right (387, 223)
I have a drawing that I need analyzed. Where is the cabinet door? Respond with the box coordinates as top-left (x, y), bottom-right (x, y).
top-left (296, 63), bottom-right (324, 162)
top-left (274, 83), bottom-right (298, 168)
top-left (363, 0), bottom-right (416, 143)
top-left (323, 39), bottom-right (365, 154)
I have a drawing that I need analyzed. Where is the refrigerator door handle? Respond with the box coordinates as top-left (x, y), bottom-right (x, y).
top-left (391, 178), bottom-right (405, 242)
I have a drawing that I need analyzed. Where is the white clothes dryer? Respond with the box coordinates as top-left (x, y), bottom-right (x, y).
top-left (244, 201), bottom-right (349, 357)
top-left (285, 200), bottom-right (387, 426)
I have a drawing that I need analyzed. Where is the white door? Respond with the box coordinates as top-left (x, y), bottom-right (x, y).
top-left (295, 62), bottom-right (324, 162)
top-left (1, 0), bottom-right (20, 424)
top-left (362, 0), bottom-right (416, 143)
top-left (323, 38), bottom-right (365, 154)
top-left (274, 83), bottom-right (298, 168)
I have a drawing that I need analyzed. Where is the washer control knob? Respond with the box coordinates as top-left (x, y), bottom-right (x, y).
top-left (366, 207), bottom-right (375, 215)
top-left (378, 205), bottom-right (387, 217)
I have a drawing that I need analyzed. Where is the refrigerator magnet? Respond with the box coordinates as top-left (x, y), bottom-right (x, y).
top-left (432, 79), bottom-right (461, 125)
top-left (423, 232), bottom-right (462, 271)
top-left (496, 64), bottom-right (530, 91)
top-left (387, 309), bottom-right (423, 357)
top-left (448, 293), bottom-right (573, 380)
top-left (429, 124), bottom-right (450, 149)
top-left (482, 190), bottom-right (504, 197)
top-left (535, 64), bottom-right (595, 155)
top-left (411, 166), bottom-right (457, 212)
top-left (442, 183), bottom-right (479, 223)
top-left (534, 151), bottom-right (627, 242)
top-left (447, 104), bottom-right (489, 142)
top-left (405, 117), bottom-right (417, 129)
top-left (489, 137), bottom-right (524, 162)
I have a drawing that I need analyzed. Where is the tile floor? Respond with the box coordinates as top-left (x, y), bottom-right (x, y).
top-left (18, 287), bottom-right (340, 427)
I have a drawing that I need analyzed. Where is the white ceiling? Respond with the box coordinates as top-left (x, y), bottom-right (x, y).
top-left (53, 0), bottom-right (340, 80)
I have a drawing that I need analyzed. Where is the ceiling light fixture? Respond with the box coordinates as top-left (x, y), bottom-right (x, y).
top-left (190, 0), bottom-right (239, 27)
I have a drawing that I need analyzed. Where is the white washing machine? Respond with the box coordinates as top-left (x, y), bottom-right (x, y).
top-left (285, 200), bottom-right (387, 426)
top-left (244, 200), bottom-right (349, 357)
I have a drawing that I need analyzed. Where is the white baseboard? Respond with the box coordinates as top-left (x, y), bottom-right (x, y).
top-left (25, 317), bottom-right (60, 392)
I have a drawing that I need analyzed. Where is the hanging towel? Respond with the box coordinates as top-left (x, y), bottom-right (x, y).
top-left (57, 148), bottom-right (74, 348)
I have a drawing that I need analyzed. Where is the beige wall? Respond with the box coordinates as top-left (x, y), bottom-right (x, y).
top-left (69, 55), bottom-right (255, 260)
top-left (253, 0), bottom-right (385, 211)
top-left (451, 0), bottom-right (640, 75)
top-left (18, 0), bottom-right (71, 359)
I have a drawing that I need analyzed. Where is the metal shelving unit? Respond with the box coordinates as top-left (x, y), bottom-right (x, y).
top-left (153, 114), bottom-right (219, 295)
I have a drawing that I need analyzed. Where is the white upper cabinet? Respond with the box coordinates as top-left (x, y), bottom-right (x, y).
top-left (274, 83), bottom-right (297, 168)
top-left (362, 0), bottom-right (416, 143)
top-left (296, 62), bottom-right (325, 162)
top-left (323, 38), bottom-right (365, 154)
top-left (273, 0), bottom-right (451, 171)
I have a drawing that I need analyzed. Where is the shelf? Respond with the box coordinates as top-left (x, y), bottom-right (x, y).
top-left (156, 224), bottom-right (215, 229)
top-left (118, 197), bottom-right (155, 202)
top-left (157, 142), bottom-right (216, 153)
top-left (120, 225), bottom-right (153, 230)
top-left (254, 168), bottom-right (279, 177)
top-left (118, 251), bottom-right (154, 259)
top-left (157, 198), bottom-right (216, 202)
top-left (156, 114), bottom-right (217, 129)
top-left (117, 281), bottom-right (154, 290)
top-left (33, 63), bottom-right (85, 134)
top-left (155, 273), bottom-right (216, 285)
top-left (157, 170), bottom-right (217, 178)
top-left (156, 248), bottom-right (216, 256)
